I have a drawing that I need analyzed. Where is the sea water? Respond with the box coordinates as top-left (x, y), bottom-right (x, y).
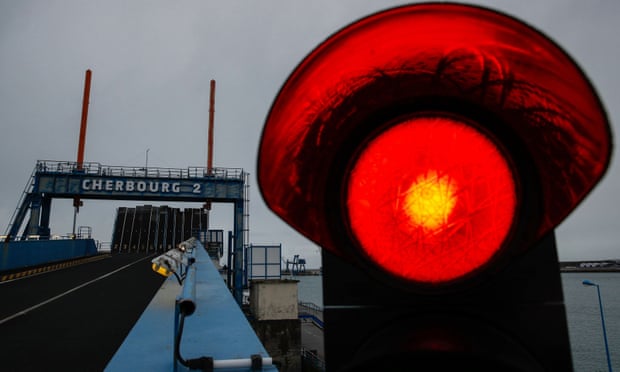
top-left (563, 273), bottom-right (620, 371)
top-left (294, 272), bottom-right (620, 371)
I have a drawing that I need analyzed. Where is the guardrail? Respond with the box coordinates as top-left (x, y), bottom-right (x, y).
top-left (299, 301), bottom-right (324, 329)
top-left (166, 238), bottom-right (274, 371)
top-left (301, 348), bottom-right (325, 371)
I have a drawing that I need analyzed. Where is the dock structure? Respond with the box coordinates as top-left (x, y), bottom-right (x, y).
top-left (0, 76), bottom-right (287, 370)
top-left (6, 160), bottom-right (246, 240)
top-left (2, 160), bottom-right (324, 370)
top-left (3, 160), bottom-right (249, 305)
top-left (283, 255), bottom-right (306, 275)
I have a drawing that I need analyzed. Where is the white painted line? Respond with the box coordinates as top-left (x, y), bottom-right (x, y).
top-left (0, 254), bottom-right (155, 326)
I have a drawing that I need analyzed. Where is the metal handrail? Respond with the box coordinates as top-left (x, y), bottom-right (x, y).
top-left (301, 347), bottom-right (325, 371)
top-left (299, 302), bottom-right (323, 317)
top-left (3, 167), bottom-right (37, 236)
top-left (172, 239), bottom-right (275, 371)
top-left (35, 160), bottom-right (245, 180)
top-left (299, 301), bottom-right (324, 329)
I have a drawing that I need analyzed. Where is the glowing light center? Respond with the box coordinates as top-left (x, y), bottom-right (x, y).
top-left (347, 116), bottom-right (518, 284)
top-left (404, 171), bottom-right (457, 230)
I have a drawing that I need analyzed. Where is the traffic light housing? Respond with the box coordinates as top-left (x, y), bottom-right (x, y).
top-left (258, 3), bottom-right (611, 371)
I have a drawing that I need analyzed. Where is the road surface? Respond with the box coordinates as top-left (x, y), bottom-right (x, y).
top-left (0, 253), bottom-right (165, 371)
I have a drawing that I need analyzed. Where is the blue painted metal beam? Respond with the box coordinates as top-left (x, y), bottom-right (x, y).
top-left (233, 200), bottom-right (244, 305)
top-left (7, 193), bottom-right (33, 237)
top-left (36, 174), bottom-right (244, 202)
top-left (26, 195), bottom-right (42, 236)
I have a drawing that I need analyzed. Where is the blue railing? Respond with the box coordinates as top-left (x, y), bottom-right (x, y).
top-left (174, 241), bottom-right (198, 371)
top-left (169, 238), bottom-right (275, 371)
top-left (298, 301), bottom-right (324, 329)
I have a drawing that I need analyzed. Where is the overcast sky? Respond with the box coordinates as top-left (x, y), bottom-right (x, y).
top-left (0, 1), bottom-right (617, 268)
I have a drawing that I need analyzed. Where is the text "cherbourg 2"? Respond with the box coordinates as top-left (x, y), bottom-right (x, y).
top-left (81, 179), bottom-right (203, 194)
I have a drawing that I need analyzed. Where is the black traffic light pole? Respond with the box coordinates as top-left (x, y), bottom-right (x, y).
top-left (322, 231), bottom-right (571, 371)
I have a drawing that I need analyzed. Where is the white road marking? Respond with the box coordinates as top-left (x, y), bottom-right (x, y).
top-left (0, 254), bottom-right (155, 325)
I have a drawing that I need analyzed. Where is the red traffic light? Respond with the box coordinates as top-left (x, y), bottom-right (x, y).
top-left (257, 4), bottom-right (611, 286)
top-left (347, 116), bottom-right (517, 284)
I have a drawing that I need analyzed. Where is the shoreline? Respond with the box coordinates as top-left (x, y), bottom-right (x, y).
top-left (561, 267), bottom-right (620, 273)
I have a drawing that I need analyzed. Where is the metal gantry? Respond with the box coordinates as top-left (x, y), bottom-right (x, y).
top-left (4, 160), bottom-right (249, 305)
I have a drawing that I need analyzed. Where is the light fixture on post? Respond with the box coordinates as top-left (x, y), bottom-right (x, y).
top-left (582, 279), bottom-right (613, 372)
top-left (145, 148), bottom-right (150, 173)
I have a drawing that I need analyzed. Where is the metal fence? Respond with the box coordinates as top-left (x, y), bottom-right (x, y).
top-left (35, 160), bottom-right (245, 180)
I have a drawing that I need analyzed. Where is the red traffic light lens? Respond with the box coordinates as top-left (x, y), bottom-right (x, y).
top-left (347, 116), bottom-right (517, 284)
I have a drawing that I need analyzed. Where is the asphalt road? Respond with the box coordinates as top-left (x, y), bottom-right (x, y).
top-left (0, 253), bottom-right (165, 371)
